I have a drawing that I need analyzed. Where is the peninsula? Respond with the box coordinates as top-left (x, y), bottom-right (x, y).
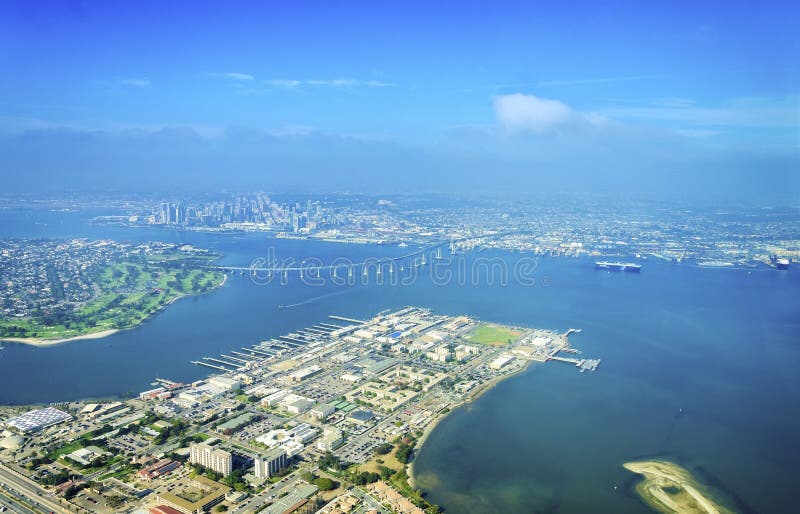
top-left (0, 307), bottom-right (599, 514)
top-left (0, 239), bottom-right (224, 344)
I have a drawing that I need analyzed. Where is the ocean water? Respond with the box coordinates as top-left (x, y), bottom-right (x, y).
top-left (1, 208), bottom-right (798, 512)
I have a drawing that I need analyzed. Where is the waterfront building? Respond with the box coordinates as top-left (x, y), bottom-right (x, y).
top-left (4, 407), bottom-right (72, 434)
top-left (489, 354), bottom-right (514, 370)
top-left (208, 376), bottom-right (241, 390)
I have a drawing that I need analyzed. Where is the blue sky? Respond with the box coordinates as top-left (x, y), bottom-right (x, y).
top-left (0, 1), bottom-right (798, 196)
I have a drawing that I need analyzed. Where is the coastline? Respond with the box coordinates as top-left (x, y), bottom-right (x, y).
top-left (0, 272), bottom-right (228, 348)
top-left (0, 328), bottom-right (120, 347)
top-left (407, 358), bottom-right (534, 488)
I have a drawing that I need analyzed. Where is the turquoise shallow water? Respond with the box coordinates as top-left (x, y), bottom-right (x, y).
top-left (1, 208), bottom-right (798, 512)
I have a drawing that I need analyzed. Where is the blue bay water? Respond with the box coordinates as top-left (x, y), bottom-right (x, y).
top-left (0, 208), bottom-right (798, 512)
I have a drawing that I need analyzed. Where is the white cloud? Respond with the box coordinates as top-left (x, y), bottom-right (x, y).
top-left (264, 79), bottom-right (302, 88)
top-left (225, 72), bottom-right (254, 81)
top-left (493, 93), bottom-right (605, 134)
top-left (119, 77), bottom-right (151, 88)
top-left (263, 78), bottom-right (392, 88)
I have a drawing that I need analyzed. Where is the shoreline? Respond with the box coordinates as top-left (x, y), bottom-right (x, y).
top-left (0, 328), bottom-right (121, 347)
top-left (407, 358), bottom-right (534, 488)
top-left (0, 272), bottom-right (228, 348)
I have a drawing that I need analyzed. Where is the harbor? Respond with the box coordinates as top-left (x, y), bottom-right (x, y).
top-left (192, 315), bottom-right (360, 372)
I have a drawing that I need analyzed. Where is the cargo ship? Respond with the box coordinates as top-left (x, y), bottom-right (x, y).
top-left (770, 255), bottom-right (790, 270)
top-left (595, 261), bottom-right (642, 272)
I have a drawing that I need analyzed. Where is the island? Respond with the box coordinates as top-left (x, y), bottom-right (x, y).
top-left (0, 239), bottom-right (225, 344)
top-left (624, 459), bottom-right (734, 514)
top-left (0, 307), bottom-right (600, 514)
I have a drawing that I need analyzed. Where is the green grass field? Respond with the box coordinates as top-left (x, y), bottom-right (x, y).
top-left (0, 250), bottom-right (224, 340)
top-left (467, 323), bottom-right (522, 346)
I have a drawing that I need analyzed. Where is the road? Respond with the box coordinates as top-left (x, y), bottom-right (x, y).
top-left (0, 463), bottom-right (71, 514)
top-left (0, 488), bottom-right (39, 514)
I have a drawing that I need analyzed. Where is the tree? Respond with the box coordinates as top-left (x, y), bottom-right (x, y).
top-left (374, 443), bottom-right (393, 456)
top-left (379, 465), bottom-right (394, 480)
top-left (395, 443), bottom-right (414, 464)
top-left (353, 471), bottom-right (380, 485)
top-left (314, 477), bottom-right (336, 491)
top-left (318, 452), bottom-right (342, 471)
top-left (215, 505), bottom-right (228, 512)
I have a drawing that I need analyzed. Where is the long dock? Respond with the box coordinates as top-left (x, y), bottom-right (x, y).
top-left (219, 354), bottom-right (248, 364)
top-left (299, 329), bottom-right (326, 336)
top-left (229, 350), bottom-right (253, 359)
top-left (318, 322), bottom-right (346, 330)
top-left (312, 324), bottom-right (337, 332)
top-left (192, 360), bottom-right (228, 371)
top-left (202, 357), bottom-right (242, 369)
top-left (270, 341), bottom-right (294, 350)
top-left (329, 315), bottom-right (366, 324)
top-left (547, 353), bottom-right (601, 372)
top-left (548, 355), bottom-right (583, 365)
top-left (279, 336), bottom-right (305, 346)
top-left (247, 346), bottom-right (275, 356)
top-left (231, 350), bottom-right (259, 360)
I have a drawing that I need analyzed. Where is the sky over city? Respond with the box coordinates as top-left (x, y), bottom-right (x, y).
top-left (1, 0), bottom-right (798, 197)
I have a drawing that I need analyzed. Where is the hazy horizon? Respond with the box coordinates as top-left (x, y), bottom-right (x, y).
top-left (1, 1), bottom-right (798, 200)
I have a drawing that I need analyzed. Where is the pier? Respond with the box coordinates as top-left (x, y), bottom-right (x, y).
top-left (579, 359), bottom-right (601, 372)
top-left (269, 341), bottom-right (294, 350)
top-left (548, 355), bottom-right (583, 365)
top-left (247, 346), bottom-right (275, 356)
top-left (155, 378), bottom-right (181, 388)
top-left (192, 360), bottom-right (228, 371)
top-left (215, 355), bottom-right (245, 366)
top-left (329, 315), bottom-right (366, 324)
top-left (546, 347), bottom-right (599, 372)
top-left (318, 322), bottom-right (346, 330)
top-left (202, 357), bottom-right (243, 370)
top-left (312, 324), bottom-right (338, 332)
top-left (221, 353), bottom-right (250, 364)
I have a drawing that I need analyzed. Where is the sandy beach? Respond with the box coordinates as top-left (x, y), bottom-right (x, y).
top-left (0, 328), bottom-right (121, 347)
top-left (623, 460), bottom-right (732, 514)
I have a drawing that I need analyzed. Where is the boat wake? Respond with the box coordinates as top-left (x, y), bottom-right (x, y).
top-left (278, 288), bottom-right (355, 309)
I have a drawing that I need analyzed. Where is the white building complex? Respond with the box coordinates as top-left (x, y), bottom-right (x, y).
top-left (253, 447), bottom-right (287, 478)
top-left (4, 407), bottom-right (72, 434)
top-left (316, 427), bottom-right (344, 451)
top-left (189, 443), bottom-right (233, 476)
